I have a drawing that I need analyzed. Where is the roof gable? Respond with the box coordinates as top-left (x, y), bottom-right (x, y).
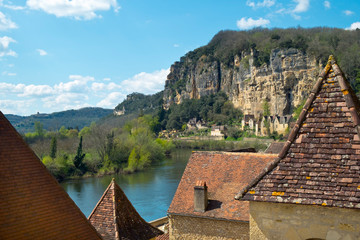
top-left (236, 56), bottom-right (360, 209)
top-left (88, 179), bottom-right (163, 240)
top-left (168, 152), bottom-right (276, 221)
top-left (0, 112), bottom-right (102, 239)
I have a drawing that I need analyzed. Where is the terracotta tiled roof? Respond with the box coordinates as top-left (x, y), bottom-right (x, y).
top-left (156, 233), bottom-right (169, 240)
top-left (88, 179), bottom-right (163, 240)
top-left (0, 112), bottom-right (102, 240)
top-left (265, 142), bottom-right (286, 154)
top-left (236, 56), bottom-right (360, 209)
top-left (167, 152), bottom-right (276, 221)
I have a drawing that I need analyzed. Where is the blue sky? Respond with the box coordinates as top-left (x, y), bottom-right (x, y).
top-left (0, 0), bottom-right (360, 115)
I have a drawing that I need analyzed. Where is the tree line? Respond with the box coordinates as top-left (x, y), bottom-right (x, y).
top-left (26, 115), bottom-right (174, 181)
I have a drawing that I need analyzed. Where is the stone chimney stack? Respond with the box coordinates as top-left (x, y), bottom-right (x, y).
top-left (194, 181), bottom-right (208, 212)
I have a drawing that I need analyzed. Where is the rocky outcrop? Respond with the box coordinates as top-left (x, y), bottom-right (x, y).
top-left (163, 48), bottom-right (321, 118)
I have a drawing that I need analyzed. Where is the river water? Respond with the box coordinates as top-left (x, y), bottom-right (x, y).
top-left (61, 149), bottom-right (192, 222)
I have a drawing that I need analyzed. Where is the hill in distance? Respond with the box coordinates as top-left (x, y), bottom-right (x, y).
top-left (6, 107), bottom-right (113, 133)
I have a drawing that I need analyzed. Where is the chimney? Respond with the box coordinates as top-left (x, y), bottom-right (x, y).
top-left (194, 181), bottom-right (208, 212)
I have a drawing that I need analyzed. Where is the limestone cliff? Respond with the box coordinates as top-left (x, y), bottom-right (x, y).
top-left (163, 48), bottom-right (321, 118)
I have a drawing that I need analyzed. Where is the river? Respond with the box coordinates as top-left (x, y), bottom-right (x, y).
top-left (61, 149), bottom-right (192, 222)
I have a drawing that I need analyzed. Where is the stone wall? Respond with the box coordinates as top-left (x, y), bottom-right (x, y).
top-left (164, 48), bottom-right (320, 118)
top-left (250, 201), bottom-right (360, 240)
top-left (168, 214), bottom-right (249, 240)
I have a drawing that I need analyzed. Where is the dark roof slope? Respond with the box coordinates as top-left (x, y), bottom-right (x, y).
top-left (88, 179), bottom-right (163, 240)
top-left (0, 112), bottom-right (102, 240)
top-left (265, 142), bottom-right (286, 154)
top-left (237, 56), bottom-right (360, 209)
top-left (168, 152), bottom-right (276, 221)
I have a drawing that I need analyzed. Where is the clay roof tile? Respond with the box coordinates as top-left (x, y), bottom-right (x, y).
top-left (168, 151), bottom-right (276, 221)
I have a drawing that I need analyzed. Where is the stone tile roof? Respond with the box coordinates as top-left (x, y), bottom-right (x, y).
top-left (88, 179), bottom-right (163, 240)
top-left (0, 112), bottom-right (102, 240)
top-left (265, 142), bottom-right (286, 154)
top-left (236, 56), bottom-right (360, 209)
top-left (167, 152), bottom-right (276, 221)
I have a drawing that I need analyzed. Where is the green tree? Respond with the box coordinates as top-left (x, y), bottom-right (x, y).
top-left (74, 136), bottom-right (86, 174)
top-left (262, 100), bottom-right (270, 117)
top-left (262, 100), bottom-right (271, 135)
top-left (293, 100), bottom-right (306, 120)
top-left (50, 136), bottom-right (57, 159)
top-left (34, 121), bottom-right (45, 138)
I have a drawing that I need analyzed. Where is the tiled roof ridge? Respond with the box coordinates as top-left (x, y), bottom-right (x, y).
top-left (89, 178), bottom-right (163, 240)
top-left (191, 151), bottom-right (277, 156)
top-left (88, 178), bottom-right (115, 220)
top-left (235, 55), bottom-right (359, 200)
top-left (112, 179), bottom-right (120, 240)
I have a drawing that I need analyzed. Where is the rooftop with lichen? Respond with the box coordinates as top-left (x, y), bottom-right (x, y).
top-left (237, 55), bottom-right (360, 209)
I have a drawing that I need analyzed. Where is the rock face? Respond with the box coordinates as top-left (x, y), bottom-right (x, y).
top-left (163, 48), bottom-right (321, 118)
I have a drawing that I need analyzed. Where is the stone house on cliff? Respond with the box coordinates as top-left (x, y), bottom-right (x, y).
top-left (88, 178), bottom-right (164, 240)
top-left (167, 151), bottom-right (275, 240)
top-left (242, 114), bottom-right (291, 136)
top-left (260, 115), bottom-right (292, 136)
top-left (0, 111), bottom-right (102, 240)
top-left (236, 56), bottom-right (360, 239)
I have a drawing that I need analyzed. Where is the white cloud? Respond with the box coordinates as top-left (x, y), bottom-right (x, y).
top-left (173, 44), bottom-right (180, 48)
top-left (20, 84), bottom-right (54, 97)
top-left (0, 11), bottom-right (17, 31)
top-left (55, 75), bottom-right (94, 92)
top-left (292, 0), bottom-right (309, 13)
top-left (236, 17), bottom-right (270, 30)
top-left (43, 93), bottom-right (89, 107)
top-left (36, 49), bottom-right (47, 56)
top-left (0, 36), bottom-right (16, 57)
top-left (103, 77), bottom-right (111, 81)
top-left (0, 0), bottom-right (26, 10)
top-left (1, 69), bottom-right (168, 115)
top-left (96, 92), bottom-right (125, 108)
top-left (0, 82), bottom-right (25, 92)
top-left (2, 71), bottom-right (16, 76)
top-left (344, 10), bottom-right (354, 16)
top-left (0, 99), bottom-right (35, 115)
top-left (346, 22), bottom-right (360, 30)
top-left (246, 0), bottom-right (275, 8)
top-left (121, 68), bottom-right (169, 94)
top-left (26, 0), bottom-right (120, 20)
top-left (323, 1), bottom-right (330, 9)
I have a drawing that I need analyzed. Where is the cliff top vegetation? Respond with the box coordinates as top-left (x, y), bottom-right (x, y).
top-left (183, 27), bottom-right (360, 90)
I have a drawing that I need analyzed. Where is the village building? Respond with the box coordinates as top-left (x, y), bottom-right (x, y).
top-left (242, 114), bottom-right (256, 130)
top-left (0, 112), bottom-right (102, 240)
top-left (114, 106), bottom-right (126, 116)
top-left (260, 115), bottom-right (291, 136)
top-left (167, 151), bottom-right (276, 240)
top-left (210, 125), bottom-right (226, 139)
top-left (242, 114), bottom-right (291, 137)
top-left (89, 178), bottom-right (164, 240)
top-left (236, 56), bottom-right (360, 239)
top-left (186, 118), bottom-right (207, 130)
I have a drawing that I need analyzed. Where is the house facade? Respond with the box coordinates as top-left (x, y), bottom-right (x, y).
top-left (236, 56), bottom-right (360, 239)
top-left (167, 151), bottom-right (276, 240)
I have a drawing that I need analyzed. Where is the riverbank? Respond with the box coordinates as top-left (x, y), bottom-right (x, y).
top-left (61, 149), bottom-right (192, 221)
top-left (173, 138), bottom-right (271, 152)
